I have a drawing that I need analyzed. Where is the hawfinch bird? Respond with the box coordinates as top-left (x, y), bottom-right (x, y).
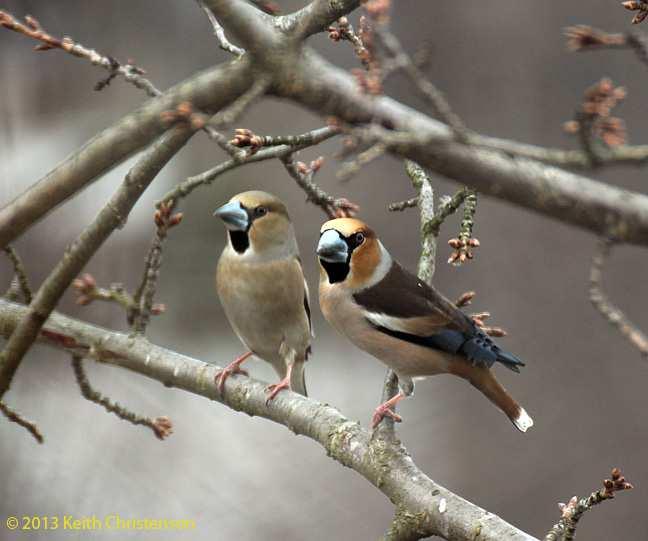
top-left (213, 191), bottom-right (311, 401)
top-left (316, 218), bottom-right (533, 432)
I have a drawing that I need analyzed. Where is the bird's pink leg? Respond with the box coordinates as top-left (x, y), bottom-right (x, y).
top-left (265, 363), bottom-right (294, 404)
top-left (371, 392), bottom-right (406, 428)
top-left (215, 351), bottom-right (253, 394)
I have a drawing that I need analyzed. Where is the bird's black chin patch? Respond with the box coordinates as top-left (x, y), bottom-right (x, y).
top-left (229, 230), bottom-right (250, 253)
top-left (321, 260), bottom-right (350, 283)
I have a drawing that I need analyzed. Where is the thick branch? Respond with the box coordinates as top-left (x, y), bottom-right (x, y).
top-left (280, 51), bottom-right (648, 245)
top-left (285, 0), bottom-right (362, 39)
top-left (0, 58), bottom-right (253, 250)
top-left (0, 128), bottom-right (193, 400)
top-left (0, 299), bottom-right (536, 541)
top-left (471, 135), bottom-right (648, 169)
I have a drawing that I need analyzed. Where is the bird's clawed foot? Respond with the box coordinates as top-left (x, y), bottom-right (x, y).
top-left (371, 392), bottom-right (406, 429)
top-left (265, 376), bottom-right (291, 404)
top-left (215, 351), bottom-right (253, 394)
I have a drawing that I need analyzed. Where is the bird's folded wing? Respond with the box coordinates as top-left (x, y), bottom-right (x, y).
top-left (353, 261), bottom-right (473, 336)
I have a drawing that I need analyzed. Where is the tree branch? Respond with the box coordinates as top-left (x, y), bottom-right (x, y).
top-left (0, 128), bottom-right (194, 400)
top-left (196, 0), bottom-right (245, 57)
top-left (0, 299), bottom-right (537, 541)
top-left (374, 27), bottom-right (469, 141)
top-left (201, 0), bottom-right (279, 53)
top-left (0, 11), bottom-right (160, 98)
top-left (285, 0), bottom-right (362, 40)
top-left (589, 237), bottom-right (648, 357)
top-left (0, 58), bottom-right (253, 250)
top-left (160, 126), bottom-right (339, 204)
top-left (3, 246), bottom-right (33, 304)
top-left (543, 468), bottom-right (633, 541)
top-left (0, 400), bottom-right (43, 443)
top-left (471, 135), bottom-right (648, 169)
top-left (279, 50), bottom-right (648, 244)
top-left (71, 354), bottom-right (172, 439)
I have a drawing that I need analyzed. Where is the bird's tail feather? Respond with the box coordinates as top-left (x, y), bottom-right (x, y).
top-left (496, 349), bottom-right (525, 372)
top-left (467, 368), bottom-right (533, 433)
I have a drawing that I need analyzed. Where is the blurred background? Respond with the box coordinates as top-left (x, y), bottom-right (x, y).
top-left (1, 1), bottom-right (647, 539)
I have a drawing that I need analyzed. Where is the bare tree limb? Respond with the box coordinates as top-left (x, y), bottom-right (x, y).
top-left (0, 400), bottom-right (43, 443)
top-left (0, 299), bottom-right (537, 541)
top-left (132, 203), bottom-right (183, 333)
top-left (543, 468), bottom-right (633, 541)
top-left (405, 161), bottom-right (437, 285)
top-left (282, 155), bottom-right (357, 218)
top-left (388, 197), bottom-right (418, 212)
top-left (285, 0), bottom-right (362, 39)
top-left (0, 58), bottom-right (253, 250)
top-left (210, 76), bottom-right (270, 126)
top-left (374, 27), bottom-right (469, 141)
top-left (0, 128), bottom-right (194, 400)
top-left (281, 51), bottom-right (648, 245)
top-left (201, 0), bottom-right (279, 53)
top-left (160, 126), bottom-right (339, 204)
top-left (71, 354), bottom-right (172, 439)
top-left (3, 246), bottom-right (32, 304)
top-left (471, 135), bottom-right (648, 169)
top-left (196, 0), bottom-right (245, 56)
top-left (337, 143), bottom-right (387, 181)
top-left (589, 237), bottom-right (648, 357)
top-left (0, 11), bottom-right (160, 97)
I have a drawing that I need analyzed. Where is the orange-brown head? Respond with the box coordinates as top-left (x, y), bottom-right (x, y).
top-left (317, 218), bottom-right (390, 290)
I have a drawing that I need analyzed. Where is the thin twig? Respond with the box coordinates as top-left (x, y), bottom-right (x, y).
top-left (406, 161), bottom-right (437, 285)
top-left (337, 142), bottom-right (387, 181)
top-left (0, 128), bottom-right (194, 401)
top-left (160, 126), bottom-right (339, 204)
top-left (132, 203), bottom-right (183, 333)
top-left (0, 400), bottom-right (43, 443)
top-left (3, 246), bottom-right (32, 303)
top-left (210, 76), bottom-right (270, 127)
top-left (388, 197), bottom-right (419, 212)
top-left (0, 9), bottom-right (248, 162)
top-left (328, 16), bottom-right (370, 66)
top-left (374, 26), bottom-right (469, 141)
top-left (0, 10), bottom-right (160, 97)
top-left (589, 237), bottom-right (648, 357)
top-left (447, 190), bottom-right (479, 266)
top-left (422, 187), bottom-right (470, 238)
top-left (282, 156), bottom-right (359, 218)
top-left (543, 468), bottom-right (633, 541)
top-left (71, 355), bottom-right (172, 439)
top-left (197, 0), bottom-right (246, 56)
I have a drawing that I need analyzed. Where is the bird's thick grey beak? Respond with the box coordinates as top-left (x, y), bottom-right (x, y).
top-left (317, 229), bottom-right (348, 263)
top-left (213, 201), bottom-right (249, 231)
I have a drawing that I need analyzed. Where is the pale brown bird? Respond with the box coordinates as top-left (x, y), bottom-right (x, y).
top-left (214, 191), bottom-right (311, 400)
top-left (316, 217), bottom-right (533, 432)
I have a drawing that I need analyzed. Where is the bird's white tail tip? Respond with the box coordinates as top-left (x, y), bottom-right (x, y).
top-left (513, 408), bottom-right (534, 433)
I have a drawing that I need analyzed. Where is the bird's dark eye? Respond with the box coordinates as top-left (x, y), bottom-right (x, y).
top-left (255, 206), bottom-right (268, 217)
top-left (354, 232), bottom-right (365, 244)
